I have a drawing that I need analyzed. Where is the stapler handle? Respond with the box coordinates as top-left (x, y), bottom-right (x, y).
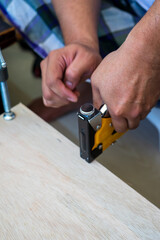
top-left (99, 104), bottom-right (110, 118)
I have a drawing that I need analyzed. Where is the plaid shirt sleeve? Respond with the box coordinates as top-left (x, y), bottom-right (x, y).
top-left (0, 0), bottom-right (142, 58)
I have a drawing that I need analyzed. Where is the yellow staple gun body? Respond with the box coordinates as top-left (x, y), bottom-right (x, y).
top-left (78, 103), bottom-right (125, 163)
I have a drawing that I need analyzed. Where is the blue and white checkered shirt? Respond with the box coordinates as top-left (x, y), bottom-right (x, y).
top-left (136, 0), bottom-right (155, 10)
top-left (0, 0), bottom-right (155, 58)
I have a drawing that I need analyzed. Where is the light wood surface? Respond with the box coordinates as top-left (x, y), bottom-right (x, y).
top-left (0, 103), bottom-right (159, 240)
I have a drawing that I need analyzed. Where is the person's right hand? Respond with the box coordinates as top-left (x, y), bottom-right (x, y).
top-left (40, 42), bottom-right (102, 108)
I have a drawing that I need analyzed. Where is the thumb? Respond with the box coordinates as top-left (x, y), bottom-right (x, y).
top-left (64, 56), bottom-right (89, 90)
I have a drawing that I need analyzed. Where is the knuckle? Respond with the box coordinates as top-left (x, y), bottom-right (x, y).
top-left (113, 108), bottom-right (123, 118)
top-left (65, 68), bottom-right (76, 81)
top-left (43, 91), bottom-right (52, 102)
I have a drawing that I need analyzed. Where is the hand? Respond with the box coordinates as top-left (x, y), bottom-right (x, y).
top-left (91, 37), bottom-right (160, 132)
top-left (41, 43), bottom-right (102, 108)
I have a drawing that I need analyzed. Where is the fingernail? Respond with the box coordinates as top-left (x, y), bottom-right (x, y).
top-left (67, 97), bottom-right (77, 102)
top-left (66, 81), bottom-right (73, 88)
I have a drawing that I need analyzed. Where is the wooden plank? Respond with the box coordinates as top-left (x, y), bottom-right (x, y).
top-left (0, 103), bottom-right (159, 240)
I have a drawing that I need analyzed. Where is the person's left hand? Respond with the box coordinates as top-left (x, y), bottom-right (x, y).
top-left (91, 37), bottom-right (160, 132)
top-left (41, 42), bottom-right (102, 108)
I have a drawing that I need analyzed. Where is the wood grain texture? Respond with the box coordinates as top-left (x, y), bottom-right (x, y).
top-left (0, 103), bottom-right (159, 240)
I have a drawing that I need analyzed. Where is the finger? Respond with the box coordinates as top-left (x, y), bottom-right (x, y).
top-left (64, 54), bottom-right (91, 90)
top-left (42, 88), bottom-right (69, 108)
top-left (41, 58), bottom-right (51, 100)
top-left (42, 79), bottom-right (70, 107)
top-left (111, 116), bottom-right (128, 133)
top-left (41, 58), bottom-right (47, 84)
top-left (41, 59), bottom-right (54, 102)
top-left (43, 96), bottom-right (69, 108)
top-left (41, 54), bottom-right (78, 103)
top-left (51, 79), bottom-right (78, 102)
top-left (127, 117), bottom-right (140, 130)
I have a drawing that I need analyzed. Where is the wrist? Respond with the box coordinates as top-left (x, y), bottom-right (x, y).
top-left (125, 30), bottom-right (160, 67)
top-left (125, 2), bottom-right (160, 64)
top-left (65, 36), bottom-right (100, 53)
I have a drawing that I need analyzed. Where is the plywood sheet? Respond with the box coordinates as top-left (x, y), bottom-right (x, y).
top-left (0, 104), bottom-right (159, 240)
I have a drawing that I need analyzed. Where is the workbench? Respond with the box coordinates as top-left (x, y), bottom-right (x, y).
top-left (0, 104), bottom-right (160, 240)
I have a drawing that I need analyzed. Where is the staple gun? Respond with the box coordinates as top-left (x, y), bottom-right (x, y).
top-left (78, 103), bottom-right (125, 163)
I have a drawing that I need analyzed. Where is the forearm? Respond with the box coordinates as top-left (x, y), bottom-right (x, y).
top-left (52, 0), bottom-right (101, 51)
top-left (126, 0), bottom-right (160, 63)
